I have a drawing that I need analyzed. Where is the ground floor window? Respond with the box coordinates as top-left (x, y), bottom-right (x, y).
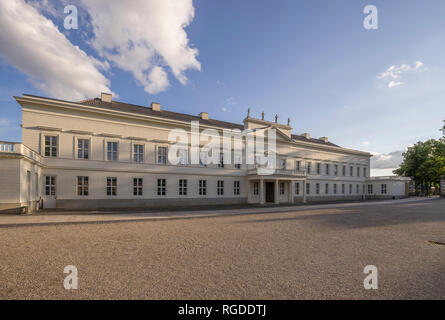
top-left (199, 180), bottom-right (207, 195)
top-left (217, 180), bottom-right (224, 195)
top-left (133, 178), bottom-right (143, 196)
top-left (295, 182), bottom-right (300, 195)
top-left (306, 183), bottom-right (310, 195)
top-left (179, 179), bottom-right (187, 195)
top-left (157, 179), bottom-right (166, 196)
top-left (315, 183), bottom-right (320, 195)
top-left (342, 184), bottom-right (345, 194)
top-left (325, 183), bottom-right (329, 194)
top-left (279, 183), bottom-right (285, 195)
top-left (334, 184), bottom-right (337, 194)
top-left (77, 176), bottom-right (88, 196)
top-left (106, 177), bottom-right (116, 196)
top-left (253, 182), bottom-right (259, 195)
top-left (349, 184), bottom-right (352, 194)
top-left (45, 176), bottom-right (56, 196)
top-left (234, 181), bottom-right (240, 195)
top-left (368, 184), bottom-right (373, 194)
top-left (356, 184), bottom-right (359, 194)
top-left (381, 184), bottom-right (387, 194)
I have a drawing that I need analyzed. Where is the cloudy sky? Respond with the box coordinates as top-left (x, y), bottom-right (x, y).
top-left (0, 0), bottom-right (444, 176)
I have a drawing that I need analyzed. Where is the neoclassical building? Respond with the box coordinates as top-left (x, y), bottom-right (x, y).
top-left (0, 93), bottom-right (407, 212)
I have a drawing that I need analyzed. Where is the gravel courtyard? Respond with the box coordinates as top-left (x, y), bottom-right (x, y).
top-left (1, 198), bottom-right (445, 299)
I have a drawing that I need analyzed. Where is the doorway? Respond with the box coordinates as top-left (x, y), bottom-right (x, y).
top-left (265, 182), bottom-right (274, 203)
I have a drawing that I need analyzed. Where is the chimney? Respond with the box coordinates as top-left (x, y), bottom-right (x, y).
top-left (101, 92), bottom-right (112, 103)
top-left (199, 112), bottom-right (209, 120)
top-left (301, 133), bottom-right (310, 139)
top-left (319, 137), bottom-right (329, 143)
top-left (151, 102), bottom-right (161, 112)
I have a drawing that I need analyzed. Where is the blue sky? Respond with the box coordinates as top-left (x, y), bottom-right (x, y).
top-left (0, 0), bottom-right (444, 175)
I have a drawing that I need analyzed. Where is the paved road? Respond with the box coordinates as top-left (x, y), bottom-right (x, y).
top-left (1, 198), bottom-right (444, 299)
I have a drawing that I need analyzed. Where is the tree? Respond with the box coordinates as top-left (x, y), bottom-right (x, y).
top-left (393, 138), bottom-right (445, 195)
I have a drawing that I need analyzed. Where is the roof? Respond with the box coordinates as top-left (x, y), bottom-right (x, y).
top-left (80, 98), bottom-right (245, 130)
top-left (291, 134), bottom-right (340, 147)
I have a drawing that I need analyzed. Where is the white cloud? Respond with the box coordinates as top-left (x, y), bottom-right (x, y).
top-left (80, 0), bottom-right (201, 94)
top-left (362, 141), bottom-right (370, 147)
top-left (221, 107), bottom-right (228, 112)
top-left (377, 61), bottom-right (426, 88)
top-left (0, 0), bottom-right (112, 101)
top-left (371, 151), bottom-right (404, 169)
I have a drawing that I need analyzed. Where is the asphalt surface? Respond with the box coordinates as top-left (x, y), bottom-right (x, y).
top-left (1, 198), bottom-right (445, 299)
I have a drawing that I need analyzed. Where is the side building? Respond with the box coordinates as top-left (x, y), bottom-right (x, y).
top-left (0, 93), bottom-right (390, 212)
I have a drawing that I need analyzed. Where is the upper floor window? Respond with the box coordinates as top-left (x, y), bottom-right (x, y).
top-left (342, 165), bottom-right (346, 176)
top-left (44, 136), bottom-right (58, 157)
top-left (107, 142), bottom-right (118, 161)
top-left (179, 179), bottom-right (187, 195)
top-left (363, 167), bottom-right (367, 177)
top-left (307, 162), bottom-right (312, 174)
top-left (326, 164), bottom-right (330, 175)
top-left (77, 139), bottom-right (89, 160)
top-left (357, 167), bottom-right (360, 177)
top-left (296, 161), bottom-right (301, 171)
top-left (133, 144), bottom-right (144, 163)
top-left (280, 159), bottom-right (286, 169)
top-left (381, 184), bottom-right (387, 194)
top-left (157, 147), bottom-right (167, 164)
top-left (234, 153), bottom-right (242, 169)
top-left (334, 164), bottom-right (338, 176)
top-left (199, 151), bottom-right (208, 167)
top-left (218, 153), bottom-right (224, 168)
top-left (134, 178), bottom-right (143, 196)
top-left (234, 181), bottom-right (240, 195)
top-left (77, 176), bottom-right (89, 196)
top-left (350, 166), bottom-right (353, 176)
top-left (179, 149), bottom-right (188, 166)
top-left (316, 163), bottom-right (321, 174)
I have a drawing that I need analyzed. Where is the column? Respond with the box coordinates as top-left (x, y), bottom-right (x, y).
top-left (290, 180), bottom-right (295, 204)
top-left (259, 179), bottom-right (265, 205)
top-left (274, 179), bottom-right (279, 204)
top-left (303, 179), bottom-right (307, 203)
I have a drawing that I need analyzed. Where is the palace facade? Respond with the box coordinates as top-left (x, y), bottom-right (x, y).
top-left (0, 93), bottom-right (408, 213)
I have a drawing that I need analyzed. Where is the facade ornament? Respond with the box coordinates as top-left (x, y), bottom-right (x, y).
top-left (275, 114), bottom-right (278, 123)
top-left (247, 108), bottom-right (250, 118)
top-left (287, 117), bottom-right (290, 126)
top-left (261, 112), bottom-right (264, 120)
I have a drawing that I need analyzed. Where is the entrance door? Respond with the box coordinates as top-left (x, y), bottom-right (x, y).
top-left (43, 175), bottom-right (56, 208)
top-left (265, 182), bottom-right (274, 203)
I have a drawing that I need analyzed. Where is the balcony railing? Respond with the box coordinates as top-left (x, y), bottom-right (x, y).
top-left (0, 141), bottom-right (43, 164)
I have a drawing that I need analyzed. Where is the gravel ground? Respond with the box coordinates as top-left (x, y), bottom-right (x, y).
top-left (1, 198), bottom-right (445, 299)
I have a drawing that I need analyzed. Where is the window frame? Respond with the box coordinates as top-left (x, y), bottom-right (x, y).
top-left (106, 177), bottom-right (117, 196)
top-left (157, 179), bottom-right (166, 196)
top-left (44, 175), bottom-right (56, 196)
top-left (77, 176), bottom-right (89, 196)
top-left (44, 135), bottom-right (58, 157)
top-left (133, 178), bottom-right (143, 196)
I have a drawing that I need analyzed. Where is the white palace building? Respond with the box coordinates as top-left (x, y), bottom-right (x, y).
top-left (0, 93), bottom-right (411, 213)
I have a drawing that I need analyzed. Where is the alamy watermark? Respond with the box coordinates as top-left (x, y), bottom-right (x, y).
top-left (363, 265), bottom-right (378, 290)
top-left (64, 265), bottom-right (78, 290)
top-left (363, 5), bottom-right (378, 30)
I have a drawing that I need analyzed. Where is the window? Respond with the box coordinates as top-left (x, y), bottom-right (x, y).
top-left (357, 167), bottom-right (360, 177)
top-left (234, 152), bottom-right (241, 169)
top-left (77, 176), bottom-right (88, 196)
top-left (349, 184), bottom-right (352, 194)
top-left (234, 181), bottom-right (240, 195)
top-left (325, 183), bottom-right (329, 194)
top-left (157, 179), bottom-right (166, 196)
top-left (133, 178), bottom-right (143, 196)
top-left (350, 166), bottom-right (353, 176)
top-left (306, 183), bottom-right (310, 195)
top-left (218, 153), bottom-right (224, 168)
top-left (296, 161), bottom-right (301, 171)
top-left (280, 183), bottom-right (285, 195)
top-left (295, 182), bottom-right (300, 195)
top-left (368, 184), bottom-right (373, 194)
top-left (107, 142), bottom-right (118, 161)
top-left (179, 149), bottom-right (188, 166)
top-left (179, 179), bottom-right (187, 195)
top-left (316, 183), bottom-right (320, 194)
top-left (316, 163), bottom-right (321, 174)
top-left (334, 184), bottom-right (337, 194)
top-left (106, 177), bottom-right (117, 196)
top-left (217, 180), bottom-right (224, 195)
top-left (77, 139), bottom-right (89, 159)
top-left (157, 147), bottom-right (167, 164)
top-left (44, 136), bottom-right (58, 157)
top-left (326, 164), bottom-right (330, 175)
top-left (45, 176), bottom-right (56, 196)
top-left (334, 164), bottom-right (338, 176)
top-left (363, 184), bottom-right (365, 194)
top-left (356, 184), bottom-right (359, 194)
top-left (280, 159), bottom-right (286, 169)
top-left (342, 184), bottom-right (345, 194)
top-left (342, 165), bottom-right (346, 176)
top-left (199, 180), bottom-right (207, 195)
top-left (307, 162), bottom-right (312, 174)
top-left (363, 167), bottom-right (367, 177)
top-left (133, 144), bottom-right (144, 163)
top-left (381, 184), bottom-right (387, 194)
top-left (199, 150), bottom-right (208, 167)
top-left (253, 182), bottom-right (259, 195)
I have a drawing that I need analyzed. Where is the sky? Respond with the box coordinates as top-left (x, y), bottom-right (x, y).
top-left (0, 0), bottom-right (444, 176)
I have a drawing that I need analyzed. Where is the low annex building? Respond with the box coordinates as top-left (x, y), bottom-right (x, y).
top-left (0, 93), bottom-right (406, 212)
